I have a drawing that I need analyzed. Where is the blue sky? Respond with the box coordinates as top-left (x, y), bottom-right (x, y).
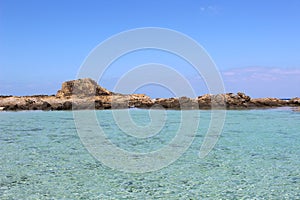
top-left (0, 0), bottom-right (299, 98)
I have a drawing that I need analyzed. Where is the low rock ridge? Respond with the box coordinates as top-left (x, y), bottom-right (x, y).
top-left (0, 78), bottom-right (299, 111)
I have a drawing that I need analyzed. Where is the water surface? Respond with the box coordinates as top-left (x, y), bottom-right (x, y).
top-left (0, 109), bottom-right (299, 199)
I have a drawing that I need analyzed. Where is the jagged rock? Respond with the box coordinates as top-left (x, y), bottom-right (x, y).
top-left (225, 92), bottom-right (251, 108)
top-left (129, 94), bottom-right (154, 108)
top-left (53, 103), bottom-right (63, 111)
top-left (196, 93), bottom-right (251, 109)
top-left (56, 78), bottom-right (112, 98)
top-left (289, 97), bottom-right (300, 105)
top-left (179, 97), bottom-right (199, 109)
top-left (152, 97), bottom-right (198, 109)
top-left (211, 94), bottom-right (226, 107)
top-left (94, 100), bottom-right (103, 109)
top-left (41, 101), bottom-right (52, 110)
top-left (237, 92), bottom-right (251, 101)
top-left (154, 98), bottom-right (180, 109)
top-left (250, 98), bottom-right (288, 107)
top-left (62, 101), bottom-right (72, 110)
top-left (25, 99), bottom-right (35, 104)
top-left (198, 94), bottom-right (212, 108)
top-left (4, 104), bottom-right (18, 111)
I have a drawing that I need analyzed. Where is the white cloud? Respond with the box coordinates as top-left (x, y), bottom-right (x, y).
top-left (221, 67), bottom-right (300, 98)
top-left (200, 5), bottom-right (220, 14)
top-left (222, 67), bottom-right (300, 81)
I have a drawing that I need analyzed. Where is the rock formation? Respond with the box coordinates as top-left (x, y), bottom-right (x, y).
top-left (0, 78), bottom-right (299, 111)
top-left (56, 78), bottom-right (112, 98)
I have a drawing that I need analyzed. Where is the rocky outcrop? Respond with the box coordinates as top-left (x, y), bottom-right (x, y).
top-left (152, 92), bottom-right (251, 109)
top-left (289, 97), bottom-right (300, 106)
top-left (225, 92), bottom-right (251, 108)
top-left (250, 98), bottom-right (289, 107)
top-left (56, 78), bottom-right (112, 98)
top-left (0, 78), bottom-right (299, 111)
top-left (153, 97), bottom-right (199, 109)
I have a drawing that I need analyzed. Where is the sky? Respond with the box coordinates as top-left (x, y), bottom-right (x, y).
top-left (0, 0), bottom-right (299, 98)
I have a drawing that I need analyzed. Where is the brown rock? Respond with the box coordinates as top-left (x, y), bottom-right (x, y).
top-left (4, 104), bottom-right (18, 111)
top-left (289, 97), bottom-right (300, 105)
top-left (153, 98), bottom-right (180, 109)
top-left (56, 78), bottom-right (112, 98)
top-left (250, 98), bottom-right (288, 107)
top-left (1, 78), bottom-right (299, 111)
top-left (198, 94), bottom-right (212, 109)
top-left (129, 94), bottom-right (154, 108)
top-left (94, 100), bottom-right (103, 109)
top-left (152, 97), bottom-right (198, 109)
top-left (41, 101), bottom-right (52, 110)
top-left (224, 93), bottom-right (251, 108)
top-left (211, 94), bottom-right (226, 107)
top-left (237, 92), bottom-right (251, 102)
top-left (62, 101), bottom-right (72, 110)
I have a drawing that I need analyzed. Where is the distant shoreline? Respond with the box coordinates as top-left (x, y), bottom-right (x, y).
top-left (1, 78), bottom-right (299, 111)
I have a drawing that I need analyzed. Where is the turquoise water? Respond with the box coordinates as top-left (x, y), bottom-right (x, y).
top-left (0, 109), bottom-right (299, 199)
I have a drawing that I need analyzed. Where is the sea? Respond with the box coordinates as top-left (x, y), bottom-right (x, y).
top-left (0, 108), bottom-right (299, 199)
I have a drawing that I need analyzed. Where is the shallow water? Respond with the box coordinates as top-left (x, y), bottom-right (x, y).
top-left (0, 109), bottom-right (299, 199)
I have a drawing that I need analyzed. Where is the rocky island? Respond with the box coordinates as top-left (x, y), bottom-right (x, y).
top-left (0, 78), bottom-right (299, 111)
